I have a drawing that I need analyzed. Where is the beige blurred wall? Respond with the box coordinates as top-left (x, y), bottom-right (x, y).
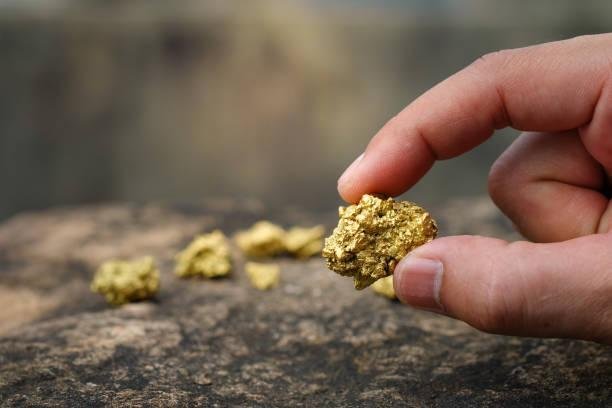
top-left (1, 0), bottom-right (611, 219)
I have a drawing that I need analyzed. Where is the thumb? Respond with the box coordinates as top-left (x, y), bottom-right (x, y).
top-left (393, 234), bottom-right (612, 343)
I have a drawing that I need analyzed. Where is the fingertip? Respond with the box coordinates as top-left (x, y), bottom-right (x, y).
top-left (393, 254), bottom-right (445, 313)
top-left (337, 153), bottom-right (364, 203)
top-left (336, 179), bottom-right (360, 204)
top-left (394, 235), bottom-right (508, 318)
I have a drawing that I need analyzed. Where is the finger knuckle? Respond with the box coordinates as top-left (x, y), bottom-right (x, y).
top-left (487, 156), bottom-right (524, 213)
top-left (472, 268), bottom-right (522, 334)
top-left (487, 159), bottom-right (510, 204)
top-left (476, 300), bottom-right (514, 334)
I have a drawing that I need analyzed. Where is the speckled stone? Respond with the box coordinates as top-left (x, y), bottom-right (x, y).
top-left (0, 198), bottom-right (610, 407)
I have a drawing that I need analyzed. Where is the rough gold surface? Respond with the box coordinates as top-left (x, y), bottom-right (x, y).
top-left (236, 221), bottom-right (324, 259)
top-left (175, 230), bottom-right (232, 278)
top-left (284, 225), bottom-right (324, 258)
top-left (371, 275), bottom-right (396, 299)
top-left (322, 194), bottom-right (437, 289)
top-left (90, 257), bottom-right (160, 305)
top-left (245, 262), bottom-right (280, 290)
top-left (235, 221), bottom-right (286, 258)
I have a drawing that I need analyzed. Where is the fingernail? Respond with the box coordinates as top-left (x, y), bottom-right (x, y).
top-left (338, 153), bottom-right (364, 189)
top-left (394, 256), bottom-right (444, 313)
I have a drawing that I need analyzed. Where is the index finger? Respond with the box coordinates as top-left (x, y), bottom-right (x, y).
top-left (338, 34), bottom-right (612, 203)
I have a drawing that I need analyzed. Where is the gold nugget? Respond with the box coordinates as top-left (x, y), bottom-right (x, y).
top-left (284, 225), bottom-right (325, 258)
top-left (322, 194), bottom-right (437, 289)
top-left (245, 262), bottom-right (280, 290)
top-left (371, 275), bottom-right (396, 299)
top-left (175, 230), bottom-right (232, 278)
top-left (91, 257), bottom-right (160, 305)
top-left (235, 221), bottom-right (286, 258)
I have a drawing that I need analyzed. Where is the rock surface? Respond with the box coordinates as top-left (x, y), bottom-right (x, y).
top-left (0, 198), bottom-right (610, 407)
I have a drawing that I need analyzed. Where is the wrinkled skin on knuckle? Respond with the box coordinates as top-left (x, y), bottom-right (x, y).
top-left (470, 242), bottom-right (527, 335)
top-left (472, 277), bottom-right (524, 335)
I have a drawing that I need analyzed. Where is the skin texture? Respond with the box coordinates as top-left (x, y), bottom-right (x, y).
top-left (337, 34), bottom-right (612, 344)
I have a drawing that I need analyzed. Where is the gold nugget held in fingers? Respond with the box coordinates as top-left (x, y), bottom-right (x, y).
top-left (322, 194), bottom-right (437, 289)
top-left (175, 230), bottom-right (232, 278)
top-left (91, 257), bottom-right (160, 305)
top-left (245, 262), bottom-right (280, 290)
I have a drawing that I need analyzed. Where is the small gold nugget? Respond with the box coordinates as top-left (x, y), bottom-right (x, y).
top-left (235, 221), bottom-right (286, 258)
top-left (284, 225), bottom-right (325, 258)
top-left (371, 275), bottom-right (396, 299)
top-left (91, 257), bottom-right (160, 305)
top-left (175, 230), bottom-right (232, 278)
top-left (245, 262), bottom-right (280, 290)
top-left (322, 194), bottom-right (437, 289)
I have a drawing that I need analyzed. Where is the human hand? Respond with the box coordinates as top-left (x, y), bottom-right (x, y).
top-left (337, 34), bottom-right (612, 343)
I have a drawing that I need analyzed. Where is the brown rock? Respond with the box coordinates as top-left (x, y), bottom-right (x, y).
top-left (0, 199), bottom-right (609, 406)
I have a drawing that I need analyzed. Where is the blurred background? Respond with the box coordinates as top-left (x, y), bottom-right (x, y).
top-left (0, 0), bottom-right (611, 220)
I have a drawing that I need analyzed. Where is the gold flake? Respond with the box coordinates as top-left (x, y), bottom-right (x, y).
top-left (245, 262), bottom-right (280, 290)
top-left (371, 275), bottom-right (396, 299)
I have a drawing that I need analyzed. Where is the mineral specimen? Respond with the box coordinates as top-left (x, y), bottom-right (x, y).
top-left (245, 262), bottom-right (280, 290)
top-left (371, 275), bottom-right (396, 299)
top-left (91, 257), bottom-right (160, 305)
top-left (284, 225), bottom-right (325, 258)
top-left (175, 230), bottom-right (232, 278)
top-left (235, 221), bottom-right (286, 258)
top-left (322, 194), bottom-right (437, 289)
top-left (236, 221), bottom-right (325, 259)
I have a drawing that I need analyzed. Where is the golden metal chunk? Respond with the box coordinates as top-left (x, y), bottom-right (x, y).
top-left (322, 194), bottom-right (437, 289)
top-left (245, 262), bottom-right (280, 290)
top-left (235, 221), bottom-right (286, 258)
top-left (175, 230), bottom-right (232, 278)
top-left (371, 275), bottom-right (396, 299)
top-left (284, 225), bottom-right (325, 258)
top-left (91, 257), bottom-right (160, 305)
